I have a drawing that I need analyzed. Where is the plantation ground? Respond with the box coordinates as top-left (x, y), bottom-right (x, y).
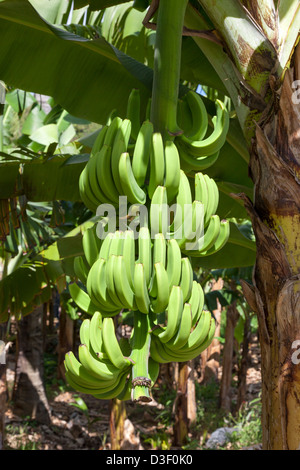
top-left (3, 333), bottom-right (262, 451)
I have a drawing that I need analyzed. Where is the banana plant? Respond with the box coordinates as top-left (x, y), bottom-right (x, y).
top-left (0, 0), bottom-right (298, 449)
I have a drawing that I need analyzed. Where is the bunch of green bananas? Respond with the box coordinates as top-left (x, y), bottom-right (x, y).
top-left (149, 171), bottom-right (230, 257)
top-left (176, 90), bottom-right (230, 172)
top-left (66, 87), bottom-right (230, 402)
top-left (64, 312), bottom-right (160, 401)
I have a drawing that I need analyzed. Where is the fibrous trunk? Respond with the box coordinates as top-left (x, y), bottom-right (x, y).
top-left (241, 42), bottom-right (300, 450)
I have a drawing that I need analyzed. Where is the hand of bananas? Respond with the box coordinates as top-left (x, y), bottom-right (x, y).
top-left (65, 88), bottom-right (230, 403)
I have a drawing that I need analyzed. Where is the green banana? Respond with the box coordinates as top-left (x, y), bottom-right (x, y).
top-left (149, 233), bottom-right (166, 298)
top-left (180, 100), bottom-right (230, 157)
top-left (134, 263), bottom-right (151, 314)
top-left (148, 132), bottom-right (165, 199)
top-left (149, 336), bottom-right (174, 364)
top-left (136, 226), bottom-right (152, 287)
top-left (178, 310), bottom-right (212, 352)
top-left (65, 369), bottom-right (120, 396)
top-left (65, 356), bottom-right (128, 396)
top-left (173, 200), bottom-right (205, 251)
top-left (92, 371), bottom-right (131, 400)
top-left (86, 148), bottom-right (114, 206)
top-left (177, 97), bottom-right (193, 137)
top-left (105, 254), bottom-right (125, 309)
top-left (150, 316), bottom-right (215, 363)
top-left (188, 281), bottom-right (205, 327)
top-left (113, 255), bottom-right (136, 310)
top-left (172, 317), bottom-right (216, 361)
top-left (122, 230), bottom-right (136, 289)
top-left (79, 166), bottom-right (101, 212)
top-left (99, 231), bottom-right (114, 260)
top-left (118, 152), bottom-right (147, 205)
top-left (184, 214), bottom-right (221, 256)
top-left (78, 343), bottom-right (120, 380)
top-left (86, 257), bottom-right (121, 315)
top-left (179, 90), bottom-right (208, 142)
top-left (150, 334), bottom-right (201, 363)
top-left (171, 169), bottom-right (193, 233)
top-left (82, 225), bottom-right (101, 267)
top-left (111, 119), bottom-right (132, 195)
top-left (166, 238), bottom-right (182, 292)
top-left (64, 351), bottom-right (111, 388)
top-left (91, 125), bottom-right (108, 156)
top-left (179, 257), bottom-right (193, 303)
top-left (149, 185), bottom-right (169, 236)
top-left (152, 233), bottom-right (167, 268)
top-left (89, 311), bottom-right (103, 354)
top-left (96, 145), bottom-right (120, 204)
top-left (104, 116), bottom-right (123, 147)
top-left (165, 302), bottom-right (192, 350)
top-left (102, 317), bottom-right (133, 370)
top-left (177, 143), bottom-right (220, 171)
top-left (126, 88), bottom-right (141, 142)
top-left (107, 230), bottom-right (124, 257)
top-left (73, 255), bottom-right (89, 285)
top-left (153, 285), bottom-right (183, 342)
top-left (192, 218), bottom-right (230, 257)
top-left (195, 171), bottom-right (220, 227)
top-left (68, 283), bottom-right (98, 316)
top-left (150, 262), bottom-right (170, 314)
top-left (116, 373), bottom-right (133, 401)
top-left (132, 120), bottom-right (153, 186)
top-left (79, 318), bottom-right (91, 349)
top-left (194, 172), bottom-right (208, 207)
top-left (164, 140), bottom-right (181, 203)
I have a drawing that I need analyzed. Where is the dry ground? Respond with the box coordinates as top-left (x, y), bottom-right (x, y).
top-left (3, 334), bottom-right (262, 450)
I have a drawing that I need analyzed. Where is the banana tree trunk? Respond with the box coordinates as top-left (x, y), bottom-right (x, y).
top-left (219, 302), bottom-right (239, 411)
top-left (200, 278), bottom-right (223, 384)
top-left (237, 311), bottom-right (251, 410)
top-left (240, 42), bottom-right (300, 450)
top-left (187, 0), bottom-right (300, 449)
top-left (57, 306), bottom-right (75, 381)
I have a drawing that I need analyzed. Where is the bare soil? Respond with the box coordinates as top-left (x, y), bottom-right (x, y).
top-left (3, 334), bottom-right (262, 451)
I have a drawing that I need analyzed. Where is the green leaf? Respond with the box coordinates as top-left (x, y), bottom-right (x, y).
top-left (29, 0), bottom-right (69, 23)
top-left (181, 37), bottom-right (227, 93)
top-left (22, 104), bottom-right (46, 136)
top-left (73, 0), bottom-right (130, 10)
top-left (30, 124), bottom-right (59, 146)
top-left (0, 153), bottom-right (85, 201)
top-left (0, 1), bottom-right (151, 125)
top-left (0, 217), bottom-right (96, 322)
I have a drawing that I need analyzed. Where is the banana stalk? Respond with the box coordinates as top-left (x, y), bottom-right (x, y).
top-left (150, 0), bottom-right (189, 138)
top-left (130, 311), bottom-right (152, 403)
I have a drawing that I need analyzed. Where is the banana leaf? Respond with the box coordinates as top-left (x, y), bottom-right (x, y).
top-left (0, 1), bottom-right (151, 125)
top-left (73, 0), bottom-right (130, 9)
top-left (0, 153), bottom-right (85, 201)
top-left (0, 218), bottom-right (91, 322)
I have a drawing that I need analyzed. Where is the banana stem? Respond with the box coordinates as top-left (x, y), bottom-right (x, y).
top-left (150, 0), bottom-right (188, 139)
top-left (130, 311), bottom-right (152, 402)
